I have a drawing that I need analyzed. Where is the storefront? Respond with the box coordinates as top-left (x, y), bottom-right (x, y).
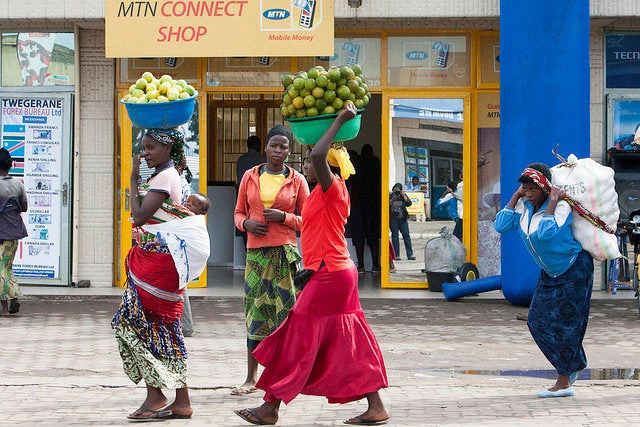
top-left (3, 2), bottom-right (640, 290)
top-left (113, 29), bottom-right (501, 289)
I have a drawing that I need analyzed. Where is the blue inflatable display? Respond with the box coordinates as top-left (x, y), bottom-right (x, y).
top-left (442, 276), bottom-right (502, 301)
top-left (499, 0), bottom-right (590, 306)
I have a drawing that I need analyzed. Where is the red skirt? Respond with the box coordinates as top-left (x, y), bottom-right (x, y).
top-left (254, 265), bottom-right (388, 404)
top-left (127, 246), bottom-right (183, 320)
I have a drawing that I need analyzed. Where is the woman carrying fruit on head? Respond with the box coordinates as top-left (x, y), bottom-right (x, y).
top-left (232, 124), bottom-right (310, 396)
top-left (112, 128), bottom-right (209, 421)
top-left (235, 103), bottom-right (390, 426)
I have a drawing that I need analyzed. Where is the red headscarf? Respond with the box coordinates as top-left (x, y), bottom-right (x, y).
top-left (521, 167), bottom-right (551, 193)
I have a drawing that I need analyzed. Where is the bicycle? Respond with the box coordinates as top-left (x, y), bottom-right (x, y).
top-left (616, 208), bottom-right (640, 316)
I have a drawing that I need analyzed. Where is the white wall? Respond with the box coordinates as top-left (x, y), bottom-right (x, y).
top-left (76, 28), bottom-right (115, 287)
top-left (0, 1), bottom-right (103, 19)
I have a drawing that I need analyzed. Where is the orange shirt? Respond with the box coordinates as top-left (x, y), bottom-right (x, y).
top-left (301, 177), bottom-right (354, 272)
top-left (234, 164), bottom-right (309, 249)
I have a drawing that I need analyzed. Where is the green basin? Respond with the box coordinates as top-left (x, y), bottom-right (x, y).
top-left (286, 110), bottom-right (362, 145)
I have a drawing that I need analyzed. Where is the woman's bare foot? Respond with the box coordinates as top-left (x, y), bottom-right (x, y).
top-left (235, 402), bottom-right (279, 425)
top-left (1, 300), bottom-right (10, 316)
top-left (547, 374), bottom-right (570, 391)
top-left (159, 387), bottom-right (193, 418)
top-left (345, 391), bottom-right (390, 425)
top-left (162, 402), bottom-right (193, 418)
top-left (128, 387), bottom-right (169, 419)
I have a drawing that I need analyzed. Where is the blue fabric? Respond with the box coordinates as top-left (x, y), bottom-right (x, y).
top-left (437, 196), bottom-right (458, 221)
top-left (390, 217), bottom-right (413, 259)
top-left (494, 199), bottom-right (583, 277)
top-left (527, 250), bottom-right (593, 376)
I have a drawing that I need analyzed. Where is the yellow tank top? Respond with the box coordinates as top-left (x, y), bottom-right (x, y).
top-left (259, 171), bottom-right (286, 208)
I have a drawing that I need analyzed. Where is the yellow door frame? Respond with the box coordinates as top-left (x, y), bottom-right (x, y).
top-left (381, 91), bottom-right (474, 289)
top-left (115, 92), bottom-right (208, 288)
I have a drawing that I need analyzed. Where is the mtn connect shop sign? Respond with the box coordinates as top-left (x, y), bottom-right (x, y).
top-left (106, 0), bottom-right (334, 58)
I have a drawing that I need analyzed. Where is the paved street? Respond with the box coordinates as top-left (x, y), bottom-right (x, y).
top-left (1, 296), bottom-right (639, 426)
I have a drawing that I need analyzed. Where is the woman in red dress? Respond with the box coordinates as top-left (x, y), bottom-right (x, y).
top-left (235, 104), bottom-right (390, 426)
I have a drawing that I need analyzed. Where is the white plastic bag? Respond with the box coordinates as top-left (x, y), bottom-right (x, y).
top-left (142, 215), bottom-right (211, 288)
top-left (551, 154), bottom-right (621, 261)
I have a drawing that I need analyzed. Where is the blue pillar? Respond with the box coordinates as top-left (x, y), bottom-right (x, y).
top-left (499, 1), bottom-right (590, 306)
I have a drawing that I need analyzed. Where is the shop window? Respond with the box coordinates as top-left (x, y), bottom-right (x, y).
top-left (388, 35), bottom-right (470, 87)
top-left (298, 37), bottom-right (381, 87)
top-left (1, 32), bottom-right (75, 86)
top-left (206, 57), bottom-right (292, 87)
top-left (478, 34), bottom-right (500, 88)
top-left (120, 58), bottom-right (199, 86)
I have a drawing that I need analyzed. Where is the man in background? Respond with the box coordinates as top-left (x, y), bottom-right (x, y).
top-left (236, 136), bottom-right (266, 248)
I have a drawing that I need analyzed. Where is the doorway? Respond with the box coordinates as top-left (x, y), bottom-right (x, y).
top-left (205, 94), bottom-right (306, 271)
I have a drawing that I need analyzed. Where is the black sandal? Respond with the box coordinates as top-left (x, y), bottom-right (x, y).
top-left (9, 298), bottom-right (20, 314)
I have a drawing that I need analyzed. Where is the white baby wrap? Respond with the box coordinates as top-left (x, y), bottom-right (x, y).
top-left (142, 215), bottom-right (211, 288)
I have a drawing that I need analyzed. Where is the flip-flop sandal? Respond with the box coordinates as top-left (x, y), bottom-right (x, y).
top-left (343, 415), bottom-right (390, 426)
top-left (153, 410), bottom-right (192, 420)
top-left (231, 386), bottom-right (259, 395)
top-left (234, 408), bottom-right (276, 425)
top-left (127, 409), bottom-right (171, 422)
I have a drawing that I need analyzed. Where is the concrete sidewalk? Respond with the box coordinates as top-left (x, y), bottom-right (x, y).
top-left (1, 297), bottom-right (639, 426)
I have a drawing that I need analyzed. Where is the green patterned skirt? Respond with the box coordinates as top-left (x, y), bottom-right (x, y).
top-left (114, 320), bottom-right (188, 389)
top-left (244, 245), bottom-right (301, 350)
top-left (0, 240), bottom-right (22, 301)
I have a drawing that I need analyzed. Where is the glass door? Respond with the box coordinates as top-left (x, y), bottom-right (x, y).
top-left (382, 92), bottom-right (471, 289)
top-left (206, 94), bottom-right (304, 270)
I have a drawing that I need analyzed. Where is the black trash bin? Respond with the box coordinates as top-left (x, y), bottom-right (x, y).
top-left (426, 271), bottom-right (456, 292)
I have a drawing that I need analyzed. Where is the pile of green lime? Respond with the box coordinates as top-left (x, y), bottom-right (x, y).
top-left (280, 64), bottom-right (370, 118)
top-left (121, 72), bottom-right (197, 104)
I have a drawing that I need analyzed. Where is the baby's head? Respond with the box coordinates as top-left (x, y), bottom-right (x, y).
top-left (185, 192), bottom-right (211, 215)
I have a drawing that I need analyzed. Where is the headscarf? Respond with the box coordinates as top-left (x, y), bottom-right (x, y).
top-left (326, 145), bottom-right (356, 180)
top-left (521, 167), bottom-right (551, 193)
top-left (145, 128), bottom-right (187, 172)
top-left (145, 128), bottom-right (184, 146)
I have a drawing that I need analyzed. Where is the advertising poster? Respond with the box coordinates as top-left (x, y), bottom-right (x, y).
top-left (106, 0), bottom-right (334, 58)
top-left (404, 145), bottom-right (415, 163)
top-left (479, 35), bottom-right (500, 86)
top-left (387, 36), bottom-right (470, 87)
top-left (605, 34), bottom-right (640, 89)
top-left (610, 98), bottom-right (640, 150)
top-left (1, 97), bottom-right (64, 278)
top-left (476, 93), bottom-right (501, 277)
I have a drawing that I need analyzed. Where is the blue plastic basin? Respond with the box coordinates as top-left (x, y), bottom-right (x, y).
top-left (122, 93), bottom-right (197, 129)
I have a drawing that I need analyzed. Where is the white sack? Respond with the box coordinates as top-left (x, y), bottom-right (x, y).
top-left (551, 154), bottom-right (621, 261)
top-left (142, 215), bottom-right (211, 288)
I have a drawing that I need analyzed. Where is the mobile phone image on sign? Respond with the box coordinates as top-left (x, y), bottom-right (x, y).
top-left (341, 41), bottom-right (360, 66)
top-left (432, 41), bottom-right (450, 68)
top-left (295, 0), bottom-right (316, 28)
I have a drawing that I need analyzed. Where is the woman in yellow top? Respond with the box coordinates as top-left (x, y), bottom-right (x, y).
top-left (232, 125), bottom-right (310, 395)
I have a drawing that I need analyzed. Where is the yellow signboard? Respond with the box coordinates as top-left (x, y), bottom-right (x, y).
top-left (405, 191), bottom-right (425, 216)
top-left (106, 0), bottom-right (334, 58)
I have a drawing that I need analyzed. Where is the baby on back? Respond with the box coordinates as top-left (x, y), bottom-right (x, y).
top-left (184, 192), bottom-right (211, 215)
